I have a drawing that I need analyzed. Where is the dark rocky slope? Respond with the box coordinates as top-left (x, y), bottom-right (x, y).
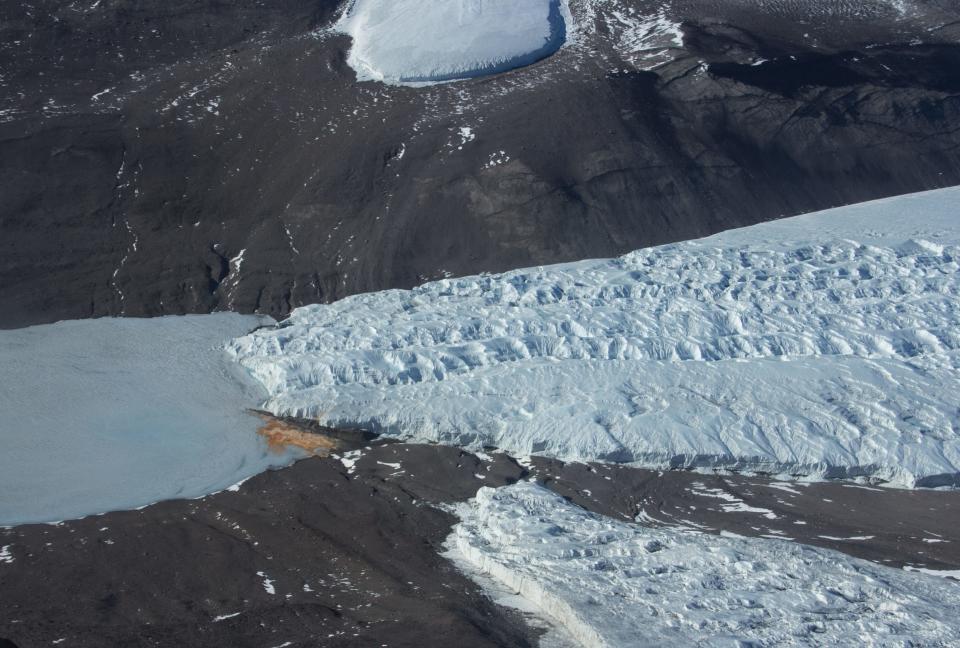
top-left (0, 446), bottom-right (540, 648)
top-left (2, 442), bottom-right (957, 647)
top-left (2, 0), bottom-right (959, 327)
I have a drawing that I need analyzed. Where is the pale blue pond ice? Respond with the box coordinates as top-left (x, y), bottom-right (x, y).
top-left (0, 313), bottom-right (302, 526)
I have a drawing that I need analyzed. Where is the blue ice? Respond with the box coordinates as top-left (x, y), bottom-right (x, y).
top-left (0, 314), bottom-right (302, 526)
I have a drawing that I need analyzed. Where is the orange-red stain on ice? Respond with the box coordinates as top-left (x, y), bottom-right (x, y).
top-left (256, 415), bottom-right (339, 455)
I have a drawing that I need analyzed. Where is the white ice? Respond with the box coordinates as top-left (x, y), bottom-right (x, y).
top-left (447, 481), bottom-right (960, 647)
top-left (337, 0), bottom-right (568, 84)
top-left (0, 314), bottom-right (301, 526)
top-left (229, 187), bottom-right (960, 487)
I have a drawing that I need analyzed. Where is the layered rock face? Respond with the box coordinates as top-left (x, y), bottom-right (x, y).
top-left (1, 0), bottom-right (959, 327)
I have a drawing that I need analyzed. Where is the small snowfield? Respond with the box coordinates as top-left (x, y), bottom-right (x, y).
top-left (337, 0), bottom-right (568, 84)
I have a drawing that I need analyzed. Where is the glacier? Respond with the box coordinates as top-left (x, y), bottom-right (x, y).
top-left (229, 187), bottom-right (960, 487)
top-left (447, 481), bottom-right (960, 647)
top-left (337, 0), bottom-right (568, 84)
top-left (0, 314), bottom-right (301, 526)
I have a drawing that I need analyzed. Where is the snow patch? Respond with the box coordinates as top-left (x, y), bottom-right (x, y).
top-left (690, 483), bottom-right (778, 519)
top-left (605, 4), bottom-right (684, 70)
top-left (338, 0), bottom-right (568, 84)
top-left (213, 611), bottom-right (241, 622)
top-left (336, 449), bottom-right (364, 474)
top-left (767, 482), bottom-right (803, 495)
top-left (484, 150), bottom-right (511, 168)
top-left (257, 571), bottom-right (276, 595)
top-left (226, 475), bottom-right (253, 493)
top-left (904, 566), bottom-right (960, 581)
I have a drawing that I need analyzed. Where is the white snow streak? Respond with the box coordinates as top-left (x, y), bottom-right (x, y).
top-left (904, 566), bottom-right (960, 581)
top-left (257, 571), bottom-right (276, 595)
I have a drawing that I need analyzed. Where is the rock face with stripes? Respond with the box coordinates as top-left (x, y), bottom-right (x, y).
top-left (3, 0), bottom-right (960, 328)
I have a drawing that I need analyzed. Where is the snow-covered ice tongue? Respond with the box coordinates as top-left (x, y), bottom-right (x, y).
top-left (229, 187), bottom-right (960, 488)
top-left (337, 0), bottom-right (567, 85)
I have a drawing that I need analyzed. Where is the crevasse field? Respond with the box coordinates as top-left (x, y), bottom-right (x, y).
top-left (0, 314), bottom-right (300, 526)
top-left (230, 187), bottom-right (960, 488)
top-left (447, 481), bottom-right (960, 647)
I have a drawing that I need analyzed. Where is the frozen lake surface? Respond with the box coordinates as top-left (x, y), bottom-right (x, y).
top-left (338, 0), bottom-right (568, 84)
top-left (0, 314), bottom-right (300, 526)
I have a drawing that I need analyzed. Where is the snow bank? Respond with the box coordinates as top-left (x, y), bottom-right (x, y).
top-left (0, 314), bottom-right (300, 526)
top-left (447, 481), bottom-right (960, 647)
top-left (337, 0), bottom-right (568, 84)
top-left (229, 187), bottom-right (960, 487)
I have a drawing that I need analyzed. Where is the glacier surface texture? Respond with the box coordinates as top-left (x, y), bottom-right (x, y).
top-left (447, 481), bottom-right (960, 647)
top-left (230, 188), bottom-right (960, 487)
top-left (338, 0), bottom-right (567, 84)
top-left (0, 314), bottom-right (299, 526)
